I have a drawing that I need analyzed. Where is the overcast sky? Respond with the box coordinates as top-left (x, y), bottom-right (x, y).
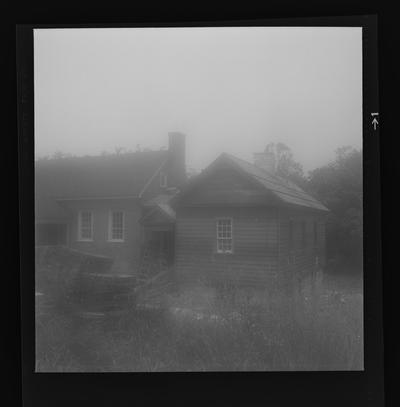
top-left (34, 27), bottom-right (362, 173)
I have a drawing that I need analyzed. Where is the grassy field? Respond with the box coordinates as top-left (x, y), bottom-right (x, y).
top-left (36, 271), bottom-right (363, 372)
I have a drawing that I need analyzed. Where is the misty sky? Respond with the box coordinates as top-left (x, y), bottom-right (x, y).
top-left (34, 27), bottom-right (362, 173)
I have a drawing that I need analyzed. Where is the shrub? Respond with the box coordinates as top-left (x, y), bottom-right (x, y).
top-left (36, 273), bottom-right (363, 371)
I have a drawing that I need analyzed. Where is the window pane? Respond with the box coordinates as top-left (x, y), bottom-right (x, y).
top-left (217, 219), bottom-right (232, 252)
top-left (111, 212), bottom-right (124, 240)
top-left (80, 212), bottom-right (92, 239)
top-left (217, 219), bottom-right (232, 238)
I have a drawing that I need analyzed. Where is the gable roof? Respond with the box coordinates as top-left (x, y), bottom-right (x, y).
top-left (35, 151), bottom-right (168, 221)
top-left (140, 193), bottom-right (176, 224)
top-left (174, 153), bottom-right (329, 212)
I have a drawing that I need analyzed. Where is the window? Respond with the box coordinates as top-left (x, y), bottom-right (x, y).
top-left (216, 218), bottom-right (233, 253)
top-left (160, 172), bottom-right (168, 188)
top-left (78, 211), bottom-right (93, 241)
top-left (109, 211), bottom-right (124, 241)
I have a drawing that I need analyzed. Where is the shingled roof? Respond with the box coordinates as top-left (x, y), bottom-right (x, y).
top-left (224, 153), bottom-right (329, 211)
top-left (174, 153), bottom-right (329, 212)
top-left (35, 151), bottom-right (168, 221)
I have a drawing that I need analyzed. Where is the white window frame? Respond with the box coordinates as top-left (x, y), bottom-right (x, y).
top-left (216, 217), bottom-right (234, 254)
top-left (160, 171), bottom-right (168, 188)
top-left (77, 211), bottom-right (93, 241)
top-left (108, 210), bottom-right (125, 242)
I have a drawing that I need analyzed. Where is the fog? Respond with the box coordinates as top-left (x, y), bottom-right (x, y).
top-left (34, 27), bottom-right (362, 172)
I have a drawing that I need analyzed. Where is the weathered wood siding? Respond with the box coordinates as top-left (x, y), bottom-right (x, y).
top-left (174, 166), bottom-right (328, 287)
top-left (175, 206), bottom-right (279, 287)
top-left (278, 207), bottom-right (327, 281)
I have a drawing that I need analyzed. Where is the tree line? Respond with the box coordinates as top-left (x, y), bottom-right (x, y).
top-left (265, 142), bottom-right (362, 272)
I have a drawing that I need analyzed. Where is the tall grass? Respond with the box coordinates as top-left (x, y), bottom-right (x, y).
top-left (36, 272), bottom-right (363, 372)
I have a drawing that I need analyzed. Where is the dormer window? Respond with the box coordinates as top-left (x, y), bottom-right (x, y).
top-left (160, 172), bottom-right (168, 188)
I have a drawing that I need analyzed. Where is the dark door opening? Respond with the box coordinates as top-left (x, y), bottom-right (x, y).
top-left (148, 230), bottom-right (175, 265)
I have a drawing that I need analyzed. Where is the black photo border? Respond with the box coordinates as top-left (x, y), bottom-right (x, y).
top-left (16, 15), bottom-right (383, 407)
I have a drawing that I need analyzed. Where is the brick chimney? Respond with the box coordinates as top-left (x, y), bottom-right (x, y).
top-left (166, 132), bottom-right (187, 189)
top-left (253, 151), bottom-right (276, 173)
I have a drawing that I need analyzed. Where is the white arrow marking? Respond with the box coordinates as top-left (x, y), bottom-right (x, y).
top-left (372, 118), bottom-right (378, 130)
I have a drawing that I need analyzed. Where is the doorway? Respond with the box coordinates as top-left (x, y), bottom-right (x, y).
top-left (148, 230), bottom-right (175, 265)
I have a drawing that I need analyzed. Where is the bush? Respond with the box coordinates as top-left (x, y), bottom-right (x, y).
top-left (36, 273), bottom-right (363, 372)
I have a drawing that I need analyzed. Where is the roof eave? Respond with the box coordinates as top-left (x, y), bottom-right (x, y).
top-left (55, 195), bottom-right (140, 201)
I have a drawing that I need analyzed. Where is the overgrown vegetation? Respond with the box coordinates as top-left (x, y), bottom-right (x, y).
top-left (263, 143), bottom-right (362, 270)
top-left (35, 144), bottom-right (363, 371)
top-left (36, 273), bottom-right (363, 372)
top-left (308, 147), bottom-right (362, 270)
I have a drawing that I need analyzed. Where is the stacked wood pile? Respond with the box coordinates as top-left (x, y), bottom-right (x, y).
top-left (72, 272), bottom-right (136, 313)
top-left (35, 246), bottom-right (135, 315)
top-left (36, 246), bottom-right (113, 293)
top-left (35, 246), bottom-right (178, 315)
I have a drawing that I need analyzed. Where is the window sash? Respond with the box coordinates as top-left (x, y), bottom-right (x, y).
top-left (79, 211), bottom-right (93, 240)
top-left (109, 211), bottom-right (124, 241)
top-left (216, 218), bottom-right (233, 253)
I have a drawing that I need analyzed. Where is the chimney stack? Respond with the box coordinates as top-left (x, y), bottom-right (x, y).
top-left (253, 151), bottom-right (276, 173)
top-left (167, 132), bottom-right (187, 188)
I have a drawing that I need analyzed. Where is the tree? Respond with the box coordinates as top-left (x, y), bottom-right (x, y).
top-left (264, 142), bottom-right (307, 188)
top-left (308, 146), bottom-right (362, 270)
top-left (36, 151), bottom-right (75, 161)
top-left (114, 146), bottom-right (126, 155)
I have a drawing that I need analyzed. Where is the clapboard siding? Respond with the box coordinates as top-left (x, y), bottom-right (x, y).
top-left (173, 155), bottom-right (329, 288)
top-left (174, 205), bottom-right (328, 288)
top-left (175, 206), bottom-right (279, 285)
top-left (277, 207), bottom-right (327, 277)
